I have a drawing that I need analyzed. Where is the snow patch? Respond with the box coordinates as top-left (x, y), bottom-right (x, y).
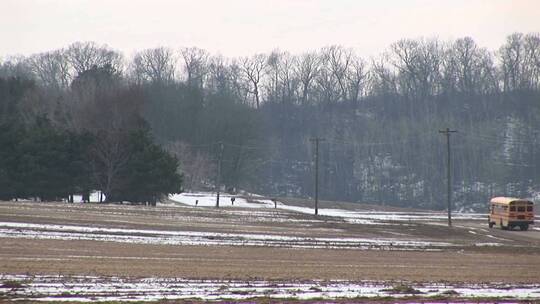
top-left (168, 192), bottom-right (486, 225)
top-left (169, 192), bottom-right (273, 208)
top-left (1, 274), bottom-right (539, 301)
top-left (0, 221), bottom-right (453, 250)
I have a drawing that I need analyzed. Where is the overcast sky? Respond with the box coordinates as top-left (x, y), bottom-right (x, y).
top-left (1, 0), bottom-right (539, 58)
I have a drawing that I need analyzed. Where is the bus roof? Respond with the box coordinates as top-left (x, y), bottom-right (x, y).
top-left (490, 197), bottom-right (533, 205)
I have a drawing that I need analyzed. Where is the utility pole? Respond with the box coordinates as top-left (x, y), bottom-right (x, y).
top-left (310, 137), bottom-right (324, 215)
top-left (439, 128), bottom-right (457, 227)
top-left (215, 142), bottom-right (224, 208)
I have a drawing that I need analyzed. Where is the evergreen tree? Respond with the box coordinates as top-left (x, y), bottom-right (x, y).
top-left (0, 123), bottom-right (23, 200)
top-left (110, 129), bottom-right (183, 204)
top-left (16, 117), bottom-right (86, 201)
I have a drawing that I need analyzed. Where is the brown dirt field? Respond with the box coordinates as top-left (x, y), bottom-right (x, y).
top-left (2, 238), bottom-right (540, 283)
top-left (1, 200), bottom-right (540, 284)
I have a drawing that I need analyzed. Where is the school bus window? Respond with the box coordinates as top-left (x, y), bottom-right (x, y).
top-left (510, 206), bottom-right (516, 212)
top-left (527, 206), bottom-right (533, 212)
top-left (517, 206), bottom-right (525, 212)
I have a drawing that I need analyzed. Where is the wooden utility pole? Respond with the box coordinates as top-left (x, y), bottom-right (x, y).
top-left (215, 142), bottom-right (224, 208)
top-left (439, 128), bottom-right (457, 227)
top-left (310, 137), bottom-right (324, 215)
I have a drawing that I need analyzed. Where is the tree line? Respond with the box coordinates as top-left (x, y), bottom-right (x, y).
top-left (1, 33), bottom-right (539, 210)
top-left (0, 68), bottom-right (182, 204)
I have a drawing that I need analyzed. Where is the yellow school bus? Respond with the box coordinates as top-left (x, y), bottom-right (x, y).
top-left (488, 197), bottom-right (534, 230)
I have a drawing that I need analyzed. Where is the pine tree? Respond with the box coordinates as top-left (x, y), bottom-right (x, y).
top-left (111, 129), bottom-right (182, 205)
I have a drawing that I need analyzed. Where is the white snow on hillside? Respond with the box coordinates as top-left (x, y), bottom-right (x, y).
top-left (168, 192), bottom-right (486, 225)
top-left (169, 192), bottom-right (274, 208)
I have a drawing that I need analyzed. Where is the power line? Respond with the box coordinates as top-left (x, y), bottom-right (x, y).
top-left (178, 136), bottom-right (433, 152)
top-left (323, 130), bottom-right (437, 148)
top-left (324, 137), bottom-right (415, 147)
top-left (224, 141), bottom-right (306, 150)
top-left (172, 128), bottom-right (538, 154)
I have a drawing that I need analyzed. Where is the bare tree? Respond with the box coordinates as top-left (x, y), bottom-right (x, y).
top-left (180, 47), bottom-right (208, 88)
top-left (497, 33), bottom-right (540, 91)
top-left (369, 56), bottom-right (398, 96)
top-left (294, 52), bottom-right (320, 105)
top-left (206, 55), bottom-right (229, 93)
top-left (388, 39), bottom-right (419, 97)
top-left (0, 56), bottom-right (34, 79)
top-left (266, 49), bottom-right (283, 103)
top-left (315, 49), bottom-right (342, 105)
top-left (523, 33), bottom-right (540, 90)
top-left (166, 141), bottom-right (215, 190)
top-left (90, 128), bottom-right (131, 202)
top-left (228, 59), bottom-right (250, 105)
top-left (389, 38), bottom-right (442, 100)
top-left (131, 47), bottom-right (177, 85)
top-left (322, 45), bottom-right (353, 102)
top-left (241, 54), bottom-right (266, 108)
top-left (28, 50), bottom-right (71, 90)
top-left (85, 87), bottom-right (145, 202)
top-left (442, 37), bottom-right (497, 95)
top-left (277, 52), bottom-right (299, 104)
top-left (67, 41), bottom-right (123, 76)
top-left (346, 54), bottom-right (368, 105)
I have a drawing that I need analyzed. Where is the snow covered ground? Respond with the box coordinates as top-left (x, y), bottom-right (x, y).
top-left (0, 221), bottom-right (453, 250)
top-left (14, 191), bottom-right (106, 203)
top-left (1, 195), bottom-right (538, 302)
top-left (2, 274), bottom-right (539, 302)
top-left (168, 192), bottom-right (486, 225)
top-left (72, 191), bottom-right (104, 203)
top-left (169, 192), bottom-right (274, 208)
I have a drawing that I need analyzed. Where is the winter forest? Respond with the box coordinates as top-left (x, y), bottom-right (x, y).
top-left (1, 32), bottom-right (539, 211)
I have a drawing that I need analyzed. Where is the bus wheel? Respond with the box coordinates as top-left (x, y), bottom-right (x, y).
top-left (519, 224), bottom-right (529, 231)
top-left (488, 222), bottom-right (494, 228)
